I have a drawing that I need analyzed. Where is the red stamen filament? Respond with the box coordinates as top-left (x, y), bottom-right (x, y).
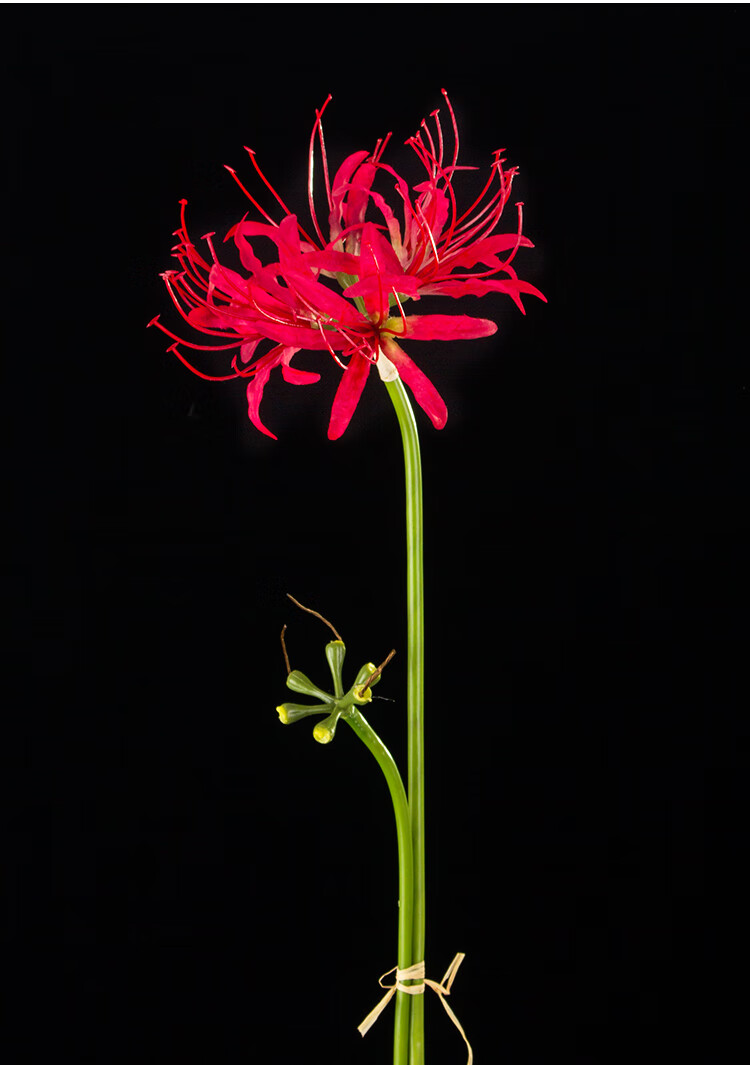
top-left (168, 342), bottom-right (248, 381)
top-left (308, 94), bottom-right (333, 246)
top-left (244, 147), bottom-right (319, 249)
top-left (224, 165), bottom-right (279, 227)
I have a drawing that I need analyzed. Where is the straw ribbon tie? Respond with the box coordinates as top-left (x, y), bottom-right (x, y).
top-left (358, 953), bottom-right (472, 1065)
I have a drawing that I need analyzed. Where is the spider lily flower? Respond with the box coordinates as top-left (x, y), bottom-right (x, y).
top-left (150, 93), bottom-right (545, 439)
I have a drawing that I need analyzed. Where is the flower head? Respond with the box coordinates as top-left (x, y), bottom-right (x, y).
top-left (150, 92), bottom-right (545, 439)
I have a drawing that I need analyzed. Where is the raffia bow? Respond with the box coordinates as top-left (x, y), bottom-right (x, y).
top-left (358, 953), bottom-right (473, 1065)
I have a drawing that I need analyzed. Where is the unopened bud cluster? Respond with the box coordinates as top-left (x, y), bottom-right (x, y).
top-left (276, 640), bottom-right (380, 744)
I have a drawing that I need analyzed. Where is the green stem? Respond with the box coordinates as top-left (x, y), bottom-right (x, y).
top-left (385, 378), bottom-right (426, 1065)
top-left (344, 708), bottom-right (413, 1065)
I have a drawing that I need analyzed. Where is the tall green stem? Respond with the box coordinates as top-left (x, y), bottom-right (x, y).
top-left (345, 708), bottom-right (413, 1065)
top-left (385, 378), bottom-right (426, 1065)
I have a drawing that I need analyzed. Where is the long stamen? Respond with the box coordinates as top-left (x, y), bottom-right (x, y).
top-left (224, 165), bottom-right (279, 227)
top-left (448, 177), bottom-right (515, 250)
top-left (175, 200), bottom-right (213, 271)
top-left (387, 289), bottom-right (408, 335)
top-left (431, 108), bottom-right (444, 170)
top-left (439, 159), bottom-right (518, 260)
top-left (158, 281), bottom-right (246, 338)
top-left (172, 267), bottom-right (281, 334)
top-left (420, 115), bottom-right (439, 175)
top-left (404, 132), bottom-right (456, 271)
top-left (406, 132), bottom-right (433, 177)
top-left (149, 312), bottom-right (242, 350)
top-left (229, 353), bottom-right (259, 378)
top-left (414, 201), bottom-right (441, 268)
top-left (247, 290), bottom-right (300, 328)
top-left (244, 146), bottom-right (294, 216)
top-left (167, 342), bottom-right (248, 381)
top-left (371, 130), bottom-right (393, 164)
top-left (165, 271), bottom-right (219, 314)
top-left (403, 129), bottom-right (462, 260)
top-left (441, 88), bottom-right (460, 172)
top-left (171, 247), bottom-right (210, 295)
top-left (161, 275), bottom-right (240, 336)
top-left (316, 320), bottom-right (348, 369)
top-left (503, 202), bottom-right (525, 266)
top-left (244, 146), bottom-right (319, 248)
top-left (450, 155), bottom-right (501, 231)
top-left (308, 94), bottom-right (333, 246)
top-left (339, 328), bottom-right (377, 362)
top-left (201, 231), bottom-right (256, 305)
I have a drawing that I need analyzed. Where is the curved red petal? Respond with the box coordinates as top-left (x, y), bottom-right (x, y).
top-left (245, 360), bottom-right (279, 440)
top-left (281, 363), bottom-right (321, 385)
top-left (381, 338), bottom-right (448, 430)
top-left (418, 278), bottom-right (547, 310)
top-left (327, 353), bottom-right (371, 440)
top-left (439, 233), bottom-right (534, 271)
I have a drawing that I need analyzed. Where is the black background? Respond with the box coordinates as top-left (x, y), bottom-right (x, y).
top-left (5, 5), bottom-right (745, 1063)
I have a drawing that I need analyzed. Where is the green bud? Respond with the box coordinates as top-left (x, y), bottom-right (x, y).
top-left (312, 710), bottom-right (341, 745)
top-left (325, 640), bottom-right (346, 699)
top-left (276, 702), bottom-right (331, 725)
top-left (354, 662), bottom-right (381, 689)
top-left (286, 670), bottom-right (335, 704)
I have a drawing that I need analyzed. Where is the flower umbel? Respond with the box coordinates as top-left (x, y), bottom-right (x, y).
top-left (150, 91), bottom-right (545, 439)
top-left (276, 639), bottom-right (382, 745)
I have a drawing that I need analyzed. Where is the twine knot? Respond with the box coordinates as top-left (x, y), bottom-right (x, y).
top-left (358, 953), bottom-right (472, 1065)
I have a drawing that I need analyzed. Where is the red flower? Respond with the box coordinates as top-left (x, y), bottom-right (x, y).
top-left (150, 93), bottom-right (545, 440)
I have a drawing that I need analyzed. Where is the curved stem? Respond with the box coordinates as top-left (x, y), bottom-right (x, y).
top-left (344, 708), bottom-right (413, 1065)
top-left (385, 378), bottom-right (426, 1065)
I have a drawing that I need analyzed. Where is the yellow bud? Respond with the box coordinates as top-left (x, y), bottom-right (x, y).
top-left (276, 705), bottom-right (289, 724)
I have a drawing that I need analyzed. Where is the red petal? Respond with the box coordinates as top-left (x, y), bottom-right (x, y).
top-left (304, 249), bottom-right (361, 274)
top-left (188, 305), bottom-right (237, 330)
top-left (419, 278), bottom-right (547, 312)
top-left (329, 151), bottom-right (370, 240)
top-left (414, 182), bottom-right (450, 246)
top-left (360, 222), bottom-right (404, 278)
top-left (388, 314), bottom-right (498, 341)
top-left (381, 338), bottom-right (447, 430)
top-left (240, 339), bottom-right (261, 364)
top-left (345, 273), bottom-right (420, 303)
top-left (281, 359), bottom-right (321, 385)
top-left (439, 234), bottom-right (534, 271)
top-left (249, 317), bottom-right (342, 349)
top-left (208, 262), bottom-right (248, 300)
top-left (245, 348), bottom-right (283, 439)
top-left (342, 161), bottom-right (377, 234)
top-left (285, 270), bottom-right (364, 325)
top-left (327, 353), bottom-right (370, 440)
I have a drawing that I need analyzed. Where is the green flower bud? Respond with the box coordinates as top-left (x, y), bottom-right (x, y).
top-left (276, 702), bottom-right (331, 725)
top-left (312, 710), bottom-right (342, 745)
top-left (354, 662), bottom-right (381, 689)
top-left (286, 670), bottom-right (335, 704)
top-left (325, 640), bottom-right (346, 699)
